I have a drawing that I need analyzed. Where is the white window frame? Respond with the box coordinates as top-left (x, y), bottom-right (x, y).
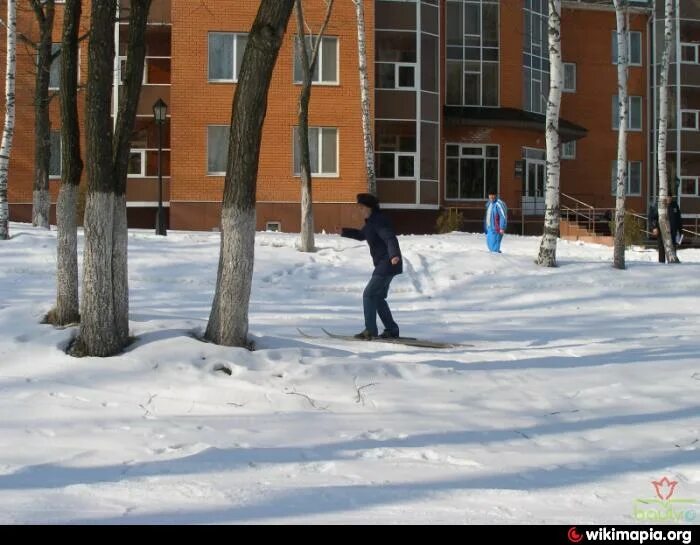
top-left (680, 176), bottom-right (700, 197)
top-left (681, 43), bottom-right (699, 64)
top-left (613, 95), bottom-right (642, 131)
top-left (610, 160), bottom-right (642, 196)
top-left (293, 127), bottom-right (339, 177)
top-left (563, 62), bottom-right (576, 93)
top-left (208, 32), bottom-right (247, 83)
top-left (395, 152), bottom-right (417, 180)
top-left (127, 149), bottom-right (146, 178)
top-left (612, 30), bottom-right (642, 66)
top-left (265, 221), bottom-right (282, 232)
top-left (681, 109), bottom-right (699, 131)
top-left (395, 63), bottom-right (416, 90)
top-left (562, 141), bottom-right (576, 160)
top-left (119, 56), bottom-right (148, 85)
top-left (293, 36), bottom-right (339, 86)
top-left (444, 143), bottom-right (500, 201)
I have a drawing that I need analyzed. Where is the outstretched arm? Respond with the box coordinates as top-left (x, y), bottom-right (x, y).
top-left (341, 227), bottom-right (366, 241)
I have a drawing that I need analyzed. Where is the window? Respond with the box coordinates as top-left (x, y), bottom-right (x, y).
top-left (681, 43), bottom-right (699, 64)
top-left (523, 0), bottom-right (549, 114)
top-left (293, 127), bottom-right (338, 176)
top-left (611, 30), bottom-right (642, 66)
top-left (680, 177), bottom-right (699, 197)
top-left (563, 63), bottom-right (576, 93)
top-left (376, 62), bottom-right (416, 90)
top-left (293, 36), bottom-right (338, 84)
top-left (49, 130), bottom-right (61, 178)
top-left (127, 150), bottom-right (146, 178)
top-left (208, 33), bottom-right (248, 82)
top-left (445, 144), bottom-right (499, 200)
top-left (265, 221), bottom-right (282, 232)
top-left (207, 125), bottom-right (229, 175)
top-left (562, 141), bottom-right (576, 160)
top-left (612, 95), bottom-right (642, 130)
top-left (610, 161), bottom-right (642, 196)
top-left (681, 110), bottom-right (699, 131)
top-left (446, 0), bottom-right (499, 107)
top-left (48, 43), bottom-right (61, 90)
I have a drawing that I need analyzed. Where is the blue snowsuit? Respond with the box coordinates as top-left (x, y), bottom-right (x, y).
top-left (485, 198), bottom-right (508, 253)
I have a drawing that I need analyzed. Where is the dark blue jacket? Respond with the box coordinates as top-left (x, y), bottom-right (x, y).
top-left (341, 209), bottom-right (403, 276)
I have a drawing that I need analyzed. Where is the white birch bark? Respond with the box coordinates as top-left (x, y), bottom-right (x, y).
top-left (657, 0), bottom-right (680, 263)
top-left (536, 0), bottom-right (562, 267)
top-left (612, 0), bottom-right (629, 270)
top-left (352, 0), bottom-right (376, 195)
top-left (0, 0), bottom-right (17, 241)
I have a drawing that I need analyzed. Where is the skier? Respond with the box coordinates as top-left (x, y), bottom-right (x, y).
top-left (649, 196), bottom-right (683, 263)
top-left (341, 193), bottom-right (402, 340)
top-left (485, 192), bottom-right (507, 253)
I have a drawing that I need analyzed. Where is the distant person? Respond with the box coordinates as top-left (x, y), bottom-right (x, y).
top-left (485, 192), bottom-right (508, 253)
top-left (341, 193), bottom-right (402, 340)
top-left (649, 197), bottom-right (683, 263)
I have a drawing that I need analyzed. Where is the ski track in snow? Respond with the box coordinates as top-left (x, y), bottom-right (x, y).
top-left (0, 224), bottom-right (699, 524)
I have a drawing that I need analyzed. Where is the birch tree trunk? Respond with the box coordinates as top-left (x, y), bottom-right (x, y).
top-left (657, 0), bottom-right (680, 263)
top-left (0, 0), bottom-right (17, 241)
top-left (612, 0), bottom-right (629, 270)
top-left (31, 0), bottom-right (56, 229)
top-left (351, 0), bottom-right (376, 195)
top-left (205, 0), bottom-right (295, 347)
top-left (536, 0), bottom-right (562, 267)
top-left (296, 0), bottom-right (334, 253)
top-left (51, 0), bottom-right (82, 326)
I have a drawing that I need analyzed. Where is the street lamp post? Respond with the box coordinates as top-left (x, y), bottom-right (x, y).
top-left (153, 98), bottom-right (168, 236)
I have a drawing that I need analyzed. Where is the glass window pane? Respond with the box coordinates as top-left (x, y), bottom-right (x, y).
top-left (376, 63), bottom-right (395, 88)
top-left (446, 61), bottom-right (462, 105)
top-left (482, 4), bottom-right (498, 48)
top-left (613, 95), bottom-right (620, 129)
top-left (235, 34), bottom-right (248, 80)
top-left (127, 152), bottom-right (143, 176)
top-left (49, 130), bottom-right (61, 177)
top-left (321, 128), bottom-right (337, 173)
top-left (482, 63), bottom-right (498, 106)
top-left (629, 162), bottom-right (642, 194)
top-left (377, 153), bottom-right (395, 178)
top-left (460, 158), bottom-right (484, 199)
top-left (309, 127), bottom-right (319, 173)
top-left (208, 126), bottom-right (229, 174)
top-left (447, 144), bottom-right (460, 157)
top-left (465, 3), bottom-right (480, 35)
top-left (446, 158), bottom-right (459, 199)
top-left (464, 72), bottom-right (480, 105)
top-left (630, 32), bottom-right (641, 64)
top-left (321, 37), bottom-right (337, 82)
top-left (398, 155), bottom-right (414, 178)
top-left (446, 1), bottom-right (463, 47)
top-left (209, 33), bottom-right (234, 80)
top-left (49, 43), bottom-right (61, 89)
top-left (630, 96), bottom-right (642, 129)
top-left (398, 65), bottom-right (415, 88)
top-left (485, 158), bottom-right (498, 196)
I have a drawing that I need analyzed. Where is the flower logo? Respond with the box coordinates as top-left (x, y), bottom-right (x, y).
top-left (652, 477), bottom-right (678, 500)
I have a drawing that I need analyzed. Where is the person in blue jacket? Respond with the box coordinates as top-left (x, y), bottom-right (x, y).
top-left (485, 192), bottom-right (508, 253)
top-left (341, 193), bottom-right (402, 340)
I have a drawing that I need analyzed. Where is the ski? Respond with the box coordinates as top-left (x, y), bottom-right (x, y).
top-left (297, 328), bottom-right (468, 349)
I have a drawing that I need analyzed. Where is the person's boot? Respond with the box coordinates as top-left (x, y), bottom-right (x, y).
top-left (354, 329), bottom-right (375, 340)
top-left (379, 329), bottom-right (399, 339)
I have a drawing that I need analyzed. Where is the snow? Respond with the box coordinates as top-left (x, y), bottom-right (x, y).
top-left (0, 222), bottom-right (698, 524)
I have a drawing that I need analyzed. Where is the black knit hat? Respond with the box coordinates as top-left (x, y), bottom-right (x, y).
top-left (356, 192), bottom-right (379, 209)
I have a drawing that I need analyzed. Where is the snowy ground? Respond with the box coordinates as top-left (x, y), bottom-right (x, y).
top-left (0, 222), bottom-right (698, 524)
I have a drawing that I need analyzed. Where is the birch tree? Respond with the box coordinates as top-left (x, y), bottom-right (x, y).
top-left (48, 0), bottom-right (82, 326)
top-left (535, 0), bottom-right (562, 267)
top-left (612, 0), bottom-right (629, 270)
top-left (205, 0), bottom-right (295, 347)
top-left (656, 0), bottom-right (680, 263)
top-left (0, 0), bottom-right (17, 241)
top-left (30, 0), bottom-right (56, 229)
top-left (72, 0), bottom-right (151, 356)
top-left (351, 0), bottom-right (376, 195)
top-left (294, 0), bottom-right (334, 252)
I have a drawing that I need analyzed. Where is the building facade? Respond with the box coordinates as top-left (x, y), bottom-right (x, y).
top-left (5, 0), bottom-right (685, 235)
